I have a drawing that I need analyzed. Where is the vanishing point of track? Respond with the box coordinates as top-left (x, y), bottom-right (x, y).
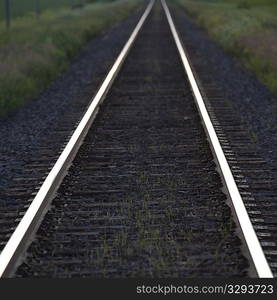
top-left (0, 0), bottom-right (274, 278)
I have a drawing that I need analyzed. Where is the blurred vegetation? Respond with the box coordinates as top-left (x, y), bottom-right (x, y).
top-left (0, 0), bottom-right (118, 20)
top-left (0, 0), bottom-right (141, 115)
top-left (175, 0), bottom-right (277, 95)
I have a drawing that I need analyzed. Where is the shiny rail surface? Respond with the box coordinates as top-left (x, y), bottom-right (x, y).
top-left (161, 0), bottom-right (272, 278)
top-left (0, 0), bottom-right (273, 278)
top-left (0, 0), bottom-right (155, 277)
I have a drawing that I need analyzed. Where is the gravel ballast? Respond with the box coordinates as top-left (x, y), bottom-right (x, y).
top-left (15, 3), bottom-right (248, 277)
top-left (0, 1), bottom-right (276, 278)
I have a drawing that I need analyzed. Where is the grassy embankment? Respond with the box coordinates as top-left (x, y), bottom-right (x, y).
top-left (0, 0), bottom-right (141, 115)
top-left (174, 0), bottom-right (277, 95)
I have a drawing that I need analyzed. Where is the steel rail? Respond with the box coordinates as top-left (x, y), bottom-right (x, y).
top-left (161, 0), bottom-right (273, 278)
top-left (0, 0), bottom-right (155, 278)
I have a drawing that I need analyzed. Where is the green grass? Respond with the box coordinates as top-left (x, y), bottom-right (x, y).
top-left (174, 0), bottom-right (277, 95)
top-left (0, 0), bottom-right (141, 115)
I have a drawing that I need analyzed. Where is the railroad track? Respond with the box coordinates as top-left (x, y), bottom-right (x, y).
top-left (0, 0), bottom-right (275, 278)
